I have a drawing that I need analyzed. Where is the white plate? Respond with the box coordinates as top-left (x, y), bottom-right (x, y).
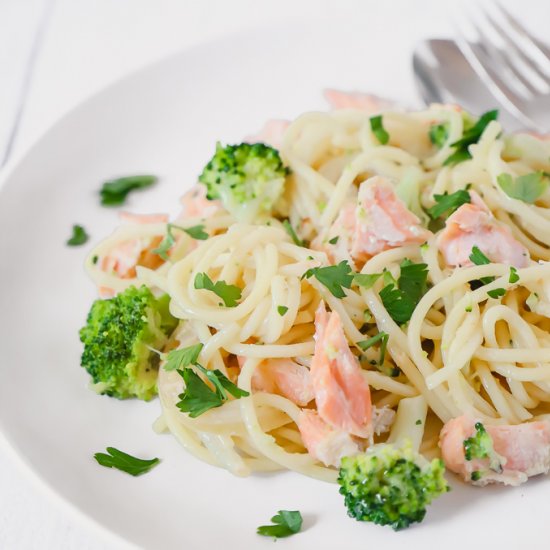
top-left (0, 20), bottom-right (547, 550)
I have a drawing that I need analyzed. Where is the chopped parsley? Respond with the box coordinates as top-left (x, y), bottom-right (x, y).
top-left (469, 246), bottom-right (494, 285)
top-left (282, 219), bottom-right (304, 246)
top-left (152, 223), bottom-right (208, 261)
top-left (471, 471), bottom-right (482, 482)
top-left (194, 272), bottom-right (242, 307)
top-left (429, 121), bottom-right (449, 148)
top-left (303, 260), bottom-right (353, 298)
top-left (427, 190), bottom-right (471, 220)
top-left (469, 245), bottom-right (491, 266)
top-left (357, 331), bottom-right (389, 365)
top-left (354, 272), bottom-right (382, 290)
top-left (443, 110), bottom-right (498, 166)
top-left (379, 260), bottom-right (428, 325)
top-left (94, 447), bottom-right (160, 476)
top-left (415, 419), bottom-right (422, 425)
top-left (66, 224), bottom-right (89, 246)
top-left (328, 236), bottom-right (339, 245)
top-left (497, 171), bottom-right (549, 204)
top-left (509, 267), bottom-right (519, 284)
top-left (164, 343), bottom-right (204, 371)
top-left (277, 305), bottom-right (289, 316)
top-left (487, 288), bottom-right (506, 299)
top-left (183, 224), bottom-right (209, 240)
top-left (176, 363), bottom-right (249, 418)
top-left (370, 115), bottom-right (390, 145)
top-left (257, 510), bottom-right (303, 539)
top-left (99, 175), bottom-right (157, 206)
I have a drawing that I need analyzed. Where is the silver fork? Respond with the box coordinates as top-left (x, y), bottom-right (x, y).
top-left (454, 0), bottom-right (550, 133)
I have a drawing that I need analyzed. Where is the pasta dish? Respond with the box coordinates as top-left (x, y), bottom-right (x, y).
top-left (79, 89), bottom-right (550, 530)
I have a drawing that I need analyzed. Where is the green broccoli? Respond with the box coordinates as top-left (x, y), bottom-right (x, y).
top-left (463, 421), bottom-right (504, 478)
top-left (198, 142), bottom-right (289, 223)
top-left (337, 396), bottom-right (449, 530)
top-left (79, 285), bottom-right (178, 400)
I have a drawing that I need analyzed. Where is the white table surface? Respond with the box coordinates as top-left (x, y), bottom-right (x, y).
top-left (0, 0), bottom-right (546, 548)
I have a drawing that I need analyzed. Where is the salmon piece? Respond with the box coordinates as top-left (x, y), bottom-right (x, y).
top-left (245, 119), bottom-right (289, 149)
top-left (440, 415), bottom-right (550, 486)
top-left (99, 212), bottom-right (167, 283)
top-left (437, 196), bottom-right (529, 268)
top-left (315, 177), bottom-right (431, 267)
top-left (177, 184), bottom-right (222, 220)
top-left (351, 177), bottom-right (432, 260)
top-left (119, 211), bottom-right (168, 224)
top-left (251, 358), bottom-right (314, 407)
top-left (100, 236), bottom-right (164, 279)
top-left (310, 303), bottom-right (372, 438)
top-left (298, 410), bottom-right (361, 467)
top-left (324, 89), bottom-right (396, 113)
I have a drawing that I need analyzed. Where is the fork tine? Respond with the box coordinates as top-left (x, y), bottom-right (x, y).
top-left (492, 0), bottom-right (550, 76)
top-left (453, 12), bottom-right (542, 131)
top-left (468, 18), bottom-right (534, 99)
top-left (477, 3), bottom-right (550, 93)
top-left (482, 2), bottom-right (550, 87)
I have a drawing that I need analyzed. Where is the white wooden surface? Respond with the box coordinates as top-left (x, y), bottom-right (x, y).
top-left (0, 0), bottom-right (546, 548)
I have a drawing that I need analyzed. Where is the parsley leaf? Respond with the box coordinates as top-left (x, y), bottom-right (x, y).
top-left (370, 115), bottom-right (390, 145)
top-left (152, 223), bottom-right (208, 261)
top-left (469, 248), bottom-right (493, 285)
top-left (469, 246), bottom-right (494, 285)
top-left (354, 272), bottom-right (382, 289)
top-left (99, 175), bottom-right (157, 206)
top-left (176, 364), bottom-right (249, 417)
top-left (257, 510), bottom-right (303, 539)
top-left (176, 368), bottom-right (224, 417)
top-left (469, 245), bottom-right (491, 266)
top-left (94, 447), bottom-right (160, 476)
top-left (164, 343), bottom-right (203, 371)
top-left (182, 224), bottom-right (209, 240)
top-left (443, 110), bottom-right (498, 166)
top-left (358, 331), bottom-right (389, 365)
top-left (487, 288), bottom-right (506, 299)
top-left (379, 284), bottom-right (416, 325)
top-left (427, 190), bottom-right (471, 220)
top-left (277, 305), bottom-right (288, 316)
top-left (509, 266), bottom-right (519, 284)
top-left (303, 260), bottom-right (353, 298)
top-left (195, 363), bottom-right (249, 399)
top-left (497, 172), bottom-right (548, 204)
top-left (429, 121), bottom-right (449, 148)
top-left (398, 260), bottom-right (429, 303)
top-left (194, 272), bottom-right (242, 307)
top-left (66, 224), bottom-right (89, 246)
top-left (379, 260), bottom-right (428, 325)
top-left (282, 219), bottom-right (304, 246)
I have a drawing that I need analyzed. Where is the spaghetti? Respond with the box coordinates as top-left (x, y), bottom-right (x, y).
top-left (84, 98), bottom-right (550, 484)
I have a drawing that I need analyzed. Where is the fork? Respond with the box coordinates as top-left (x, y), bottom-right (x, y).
top-left (453, 0), bottom-right (550, 133)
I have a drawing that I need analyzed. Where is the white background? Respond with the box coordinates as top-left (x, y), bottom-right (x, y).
top-left (0, 0), bottom-right (546, 548)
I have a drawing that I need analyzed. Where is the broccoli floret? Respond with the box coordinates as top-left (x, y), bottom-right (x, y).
top-left (338, 442), bottom-right (449, 530)
top-left (463, 422), bottom-right (504, 475)
top-left (198, 142), bottom-right (289, 223)
top-left (79, 286), bottom-right (178, 400)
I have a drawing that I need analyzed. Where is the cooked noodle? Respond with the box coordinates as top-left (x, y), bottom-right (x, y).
top-left (85, 104), bottom-right (550, 481)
